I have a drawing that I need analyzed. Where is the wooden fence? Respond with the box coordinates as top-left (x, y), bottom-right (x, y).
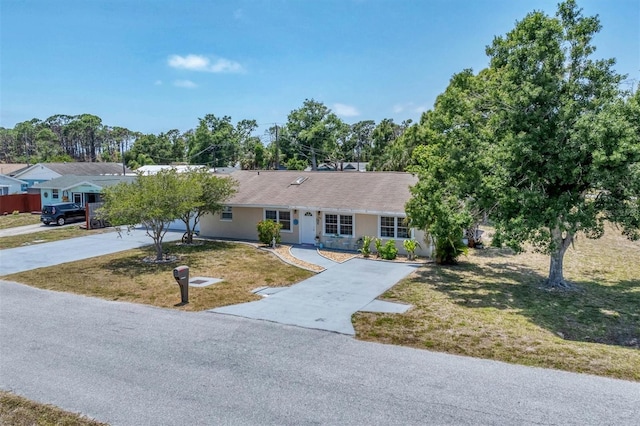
top-left (0, 194), bottom-right (41, 214)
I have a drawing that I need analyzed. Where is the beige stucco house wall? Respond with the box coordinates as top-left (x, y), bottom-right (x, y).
top-left (199, 170), bottom-right (433, 258)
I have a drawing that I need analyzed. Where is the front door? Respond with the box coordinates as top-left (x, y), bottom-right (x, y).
top-left (299, 210), bottom-right (316, 244)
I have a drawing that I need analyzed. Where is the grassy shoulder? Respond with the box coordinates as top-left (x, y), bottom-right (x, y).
top-left (2, 240), bottom-right (314, 311)
top-left (0, 212), bottom-right (41, 229)
top-left (0, 391), bottom-right (106, 426)
top-left (353, 226), bottom-right (640, 381)
top-left (0, 225), bottom-right (112, 250)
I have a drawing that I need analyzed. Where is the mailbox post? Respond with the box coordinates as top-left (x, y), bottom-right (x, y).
top-left (173, 265), bottom-right (189, 304)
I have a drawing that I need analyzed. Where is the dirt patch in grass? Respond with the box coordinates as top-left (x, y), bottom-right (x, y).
top-left (0, 226), bottom-right (112, 250)
top-left (2, 240), bottom-right (314, 311)
top-left (0, 391), bottom-right (106, 426)
top-left (353, 225), bottom-right (640, 381)
top-left (0, 212), bottom-right (41, 229)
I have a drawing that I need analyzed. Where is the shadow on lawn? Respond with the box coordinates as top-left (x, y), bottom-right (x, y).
top-left (413, 260), bottom-right (640, 349)
top-left (104, 240), bottom-right (236, 276)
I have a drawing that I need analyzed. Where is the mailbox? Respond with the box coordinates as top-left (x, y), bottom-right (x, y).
top-left (173, 265), bottom-right (189, 304)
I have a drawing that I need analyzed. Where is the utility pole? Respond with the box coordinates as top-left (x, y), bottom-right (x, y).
top-left (274, 124), bottom-right (279, 170)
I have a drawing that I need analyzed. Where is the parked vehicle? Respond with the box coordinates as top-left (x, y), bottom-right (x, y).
top-left (41, 203), bottom-right (86, 226)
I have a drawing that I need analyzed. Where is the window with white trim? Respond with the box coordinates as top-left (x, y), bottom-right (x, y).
top-left (265, 209), bottom-right (291, 231)
top-left (221, 206), bottom-right (233, 221)
top-left (380, 216), bottom-right (410, 239)
top-left (325, 214), bottom-right (354, 236)
top-left (52, 189), bottom-right (59, 199)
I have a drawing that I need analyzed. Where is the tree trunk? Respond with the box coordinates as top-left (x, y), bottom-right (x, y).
top-left (154, 239), bottom-right (164, 261)
top-left (545, 227), bottom-right (573, 289)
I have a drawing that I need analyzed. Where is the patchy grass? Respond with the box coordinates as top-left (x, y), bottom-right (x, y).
top-left (0, 391), bottom-right (106, 426)
top-left (354, 225), bottom-right (640, 381)
top-left (0, 212), bottom-right (41, 229)
top-left (0, 226), bottom-right (111, 250)
top-left (2, 240), bottom-right (314, 311)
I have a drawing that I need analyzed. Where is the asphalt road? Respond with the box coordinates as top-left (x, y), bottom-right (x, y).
top-left (2, 280), bottom-right (638, 425)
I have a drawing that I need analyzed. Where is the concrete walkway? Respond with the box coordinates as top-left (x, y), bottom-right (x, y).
top-left (289, 245), bottom-right (340, 270)
top-left (0, 229), bottom-right (183, 275)
top-left (213, 257), bottom-right (417, 335)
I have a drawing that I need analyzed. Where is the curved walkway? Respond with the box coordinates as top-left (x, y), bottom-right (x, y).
top-left (289, 245), bottom-right (340, 269)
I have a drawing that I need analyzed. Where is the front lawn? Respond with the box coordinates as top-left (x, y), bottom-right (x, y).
top-left (0, 212), bottom-right (41, 229)
top-left (0, 391), bottom-right (106, 426)
top-left (2, 240), bottom-right (314, 311)
top-left (354, 225), bottom-right (640, 381)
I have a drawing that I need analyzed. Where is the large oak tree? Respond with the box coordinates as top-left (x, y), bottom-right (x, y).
top-left (407, 0), bottom-right (639, 288)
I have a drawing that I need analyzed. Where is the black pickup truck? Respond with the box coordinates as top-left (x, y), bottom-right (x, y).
top-left (41, 203), bottom-right (86, 226)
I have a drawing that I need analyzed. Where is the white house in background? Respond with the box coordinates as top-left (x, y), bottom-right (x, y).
top-left (0, 174), bottom-right (28, 195)
top-left (134, 164), bottom-right (238, 176)
top-left (13, 162), bottom-right (130, 187)
top-left (200, 170), bottom-right (433, 257)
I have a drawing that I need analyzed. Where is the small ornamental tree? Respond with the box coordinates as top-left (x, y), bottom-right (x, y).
top-left (100, 169), bottom-right (192, 261)
top-left (178, 168), bottom-right (238, 244)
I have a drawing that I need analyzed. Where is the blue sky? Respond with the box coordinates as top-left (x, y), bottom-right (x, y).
top-left (1, 0), bottom-right (638, 136)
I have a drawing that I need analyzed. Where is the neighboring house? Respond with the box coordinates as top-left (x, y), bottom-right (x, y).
top-left (200, 170), bottom-right (432, 257)
top-left (0, 174), bottom-right (28, 195)
top-left (32, 175), bottom-right (136, 207)
top-left (13, 162), bottom-right (130, 187)
top-left (134, 164), bottom-right (238, 175)
top-left (304, 162), bottom-right (368, 172)
top-left (0, 163), bottom-right (29, 176)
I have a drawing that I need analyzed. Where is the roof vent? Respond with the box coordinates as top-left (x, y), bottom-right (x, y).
top-left (291, 176), bottom-right (308, 185)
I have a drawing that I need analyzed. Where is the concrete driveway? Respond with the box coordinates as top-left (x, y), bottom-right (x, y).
top-left (213, 257), bottom-right (418, 334)
top-left (0, 228), bottom-right (183, 275)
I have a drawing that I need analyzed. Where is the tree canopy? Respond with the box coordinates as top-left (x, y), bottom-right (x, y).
top-left (407, 0), bottom-right (640, 287)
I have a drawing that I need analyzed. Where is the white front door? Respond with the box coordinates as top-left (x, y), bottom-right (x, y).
top-left (299, 210), bottom-right (316, 244)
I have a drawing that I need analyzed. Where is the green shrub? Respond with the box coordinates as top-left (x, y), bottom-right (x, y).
top-left (403, 239), bottom-right (421, 260)
top-left (379, 240), bottom-right (398, 260)
top-left (374, 237), bottom-right (382, 257)
top-left (434, 233), bottom-right (468, 264)
top-left (257, 220), bottom-right (281, 246)
top-left (359, 236), bottom-right (374, 257)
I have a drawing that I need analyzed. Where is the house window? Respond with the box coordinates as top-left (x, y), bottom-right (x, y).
top-left (265, 209), bottom-right (291, 231)
top-left (73, 193), bottom-right (82, 204)
top-left (380, 216), bottom-right (410, 239)
top-left (325, 214), bottom-right (354, 236)
top-left (221, 206), bottom-right (233, 221)
top-left (52, 189), bottom-right (59, 199)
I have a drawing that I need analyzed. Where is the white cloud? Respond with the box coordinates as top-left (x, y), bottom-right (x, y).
top-left (393, 102), bottom-right (428, 115)
top-left (173, 79), bottom-right (197, 89)
top-left (333, 103), bottom-right (360, 117)
top-left (168, 54), bottom-right (245, 73)
top-left (154, 80), bottom-right (163, 85)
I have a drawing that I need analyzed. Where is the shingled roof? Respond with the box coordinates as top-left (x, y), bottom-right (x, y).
top-left (32, 175), bottom-right (136, 190)
top-left (15, 162), bottom-right (130, 177)
top-left (226, 170), bottom-right (417, 215)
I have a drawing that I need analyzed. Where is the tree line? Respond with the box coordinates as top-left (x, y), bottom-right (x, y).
top-left (0, 106), bottom-right (418, 171)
